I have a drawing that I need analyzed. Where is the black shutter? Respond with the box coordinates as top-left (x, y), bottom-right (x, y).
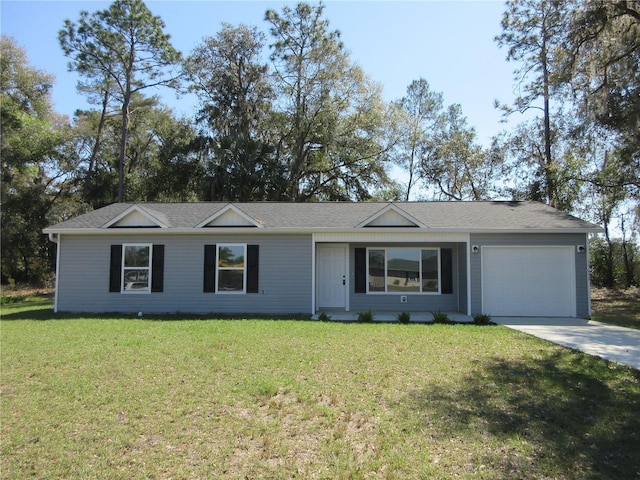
top-left (203, 244), bottom-right (216, 292)
top-left (354, 248), bottom-right (366, 293)
top-left (441, 248), bottom-right (453, 294)
top-left (151, 245), bottom-right (164, 292)
top-left (109, 245), bottom-right (122, 292)
top-left (246, 245), bottom-right (259, 293)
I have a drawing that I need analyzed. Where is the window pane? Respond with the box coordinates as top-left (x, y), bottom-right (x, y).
top-left (218, 246), bottom-right (245, 268)
top-left (387, 249), bottom-right (420, 292)
top-left (218, 270), bottom-right (244, 292)
top-left (368, 249), bottom-right (385, 292)
top-left (124, 245), bottom-right (149, 267)
top-left (123, 269), bottom-right (149, 291)
top-left (422, 250), bottom-right (439, 292)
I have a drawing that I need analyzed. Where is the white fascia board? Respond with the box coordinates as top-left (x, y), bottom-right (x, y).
top-left (42, 226), bottom-right (604, 236)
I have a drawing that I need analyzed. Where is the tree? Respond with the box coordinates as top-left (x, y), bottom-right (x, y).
top-left (185, 23), bottom-right (274, 140)
top-left (1, 36), bottom-right (73, 284)
top-left (496, 0), bottom-right (569, 207)
top-left (562, 0), bottom-right (640, 197)
top-left (423, 104), bottom-right (496, 201)
top-left (393, 79), bottom-right (443, 200)
top-left (185, 24), bottom-right (284, 201)
top-left (59, 0), bottom-right (182, 203)
top-left (265, 2), bottom-right (393, 201)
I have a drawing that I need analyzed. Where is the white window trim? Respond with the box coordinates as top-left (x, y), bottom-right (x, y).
top-left (366, 247), bottom-right (441, 295)
top-left (216, 243), bottom-right (247, 294)
top-left (121, 243), bottom-right (152, 294)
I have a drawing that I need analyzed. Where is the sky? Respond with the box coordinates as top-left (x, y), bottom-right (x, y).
top-left (1, 0), bottom-right (523, 148)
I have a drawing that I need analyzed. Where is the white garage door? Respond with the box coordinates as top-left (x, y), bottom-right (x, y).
top-left (482, 246), bottom-right (575, 317)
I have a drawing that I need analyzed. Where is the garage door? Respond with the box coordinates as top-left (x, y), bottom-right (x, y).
top-left (482, 246), bottom-right (575, 317)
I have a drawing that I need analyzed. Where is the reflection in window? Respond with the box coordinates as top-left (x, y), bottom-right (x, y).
top-left (421, 250), bottom-right (439, 292)
top-left (386, 249), bottom-right (420, 292)
top-left (368, 249), bottom-right (385, 292)
top-left (218, 245), bottom-right (245, 292)
top-left (367, 248), bottom-right (440, 293)
top-left (123, 245), bottom-right (150, 292)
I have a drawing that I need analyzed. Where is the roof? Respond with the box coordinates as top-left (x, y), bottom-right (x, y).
top-left (44, 201), bottom-right (602, 234)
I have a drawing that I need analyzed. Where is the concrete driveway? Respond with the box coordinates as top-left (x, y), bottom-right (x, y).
top-left (495, 317), bottom-right (640, 370)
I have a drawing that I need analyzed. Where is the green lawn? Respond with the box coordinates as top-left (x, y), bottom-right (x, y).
top-left (2, 298), bottom-right (639, 479)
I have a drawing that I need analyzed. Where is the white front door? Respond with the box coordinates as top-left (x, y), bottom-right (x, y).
top-left (317, 245), bottom-right (347, 309)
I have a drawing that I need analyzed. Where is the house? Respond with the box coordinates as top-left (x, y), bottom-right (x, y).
top-left (43, 201), bottom-right (603, 318)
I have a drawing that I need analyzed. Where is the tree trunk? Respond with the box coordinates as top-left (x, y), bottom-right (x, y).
top-left (541, 30), bottom-right (555, 208)
top-left (83, 89), bottom-right (110, 203)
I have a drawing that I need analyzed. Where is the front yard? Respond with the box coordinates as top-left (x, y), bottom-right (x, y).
top-left (1, 297), bottom-right (639, 479)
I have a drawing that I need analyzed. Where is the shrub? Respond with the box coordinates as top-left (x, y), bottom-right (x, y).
top-left (473, 313), bottom-right (492, 325)
top-left (357, 310), bottom-right (374, 323)
top-left (397, 311), bottom-right (411, 324)
top-left (431, 311), bottom-right (452, 324)
top-left (318, 311), bottom-right (331, 322)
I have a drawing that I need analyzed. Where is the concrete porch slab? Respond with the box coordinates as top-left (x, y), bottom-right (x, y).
top-left (313, 311), bottom-right (473, 323)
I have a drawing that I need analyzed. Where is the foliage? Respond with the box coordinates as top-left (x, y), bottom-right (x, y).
top-left (590, 238), bottom-right (639, 289)
top-left (265, 2), bottom-right (393, 201)
top-left (591, 287), bottom-right (640, 330)
top-left (431, 311), bottom-right (452, 324)
top-left (3, 0), bottom-right (638, 287)
top-left (495, 0), bottom-right (570, 208)
top-left (0, 37), bottom-right (75, 284)
top-left (473, 313), bottom-right (492, 326)
top-left (357, 310), bottom-right (374, 323)
top-left (392, 79), bottom-right (496, 201)
top-left (397, 311), bottom-right (411, 324)
top-left (59, 0), bottom-right (182, 202)
top-left (561, 0), bottom-right (640, 191)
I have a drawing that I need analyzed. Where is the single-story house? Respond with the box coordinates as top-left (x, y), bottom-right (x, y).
top-left (43, 201), bottom-right (603, 318)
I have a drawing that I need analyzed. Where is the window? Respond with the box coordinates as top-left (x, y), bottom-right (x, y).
top-left (204, 244), bottom-right (259, 294)
top-left (217, 244), bottom-right (246, 293)
top-left (122, 244), bottom-right (151, 293)
top-left (367, 248), bottom-right (440, 294)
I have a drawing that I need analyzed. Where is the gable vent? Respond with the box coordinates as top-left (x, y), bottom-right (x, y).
top-left (197, 204), bottom-right (262, 228)
top-left (357, 204), bottom-right (424, 228)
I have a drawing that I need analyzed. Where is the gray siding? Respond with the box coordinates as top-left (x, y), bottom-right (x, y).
top-left (347, 243), bottom-right (466, 314)
top-left (57, 234), bottom-right (313, 314)
top-left (469, 233), bottom-right (590, 317)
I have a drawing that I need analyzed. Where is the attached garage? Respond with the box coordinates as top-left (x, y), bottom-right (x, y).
top-left (482, 246), bottom-right (576, 317)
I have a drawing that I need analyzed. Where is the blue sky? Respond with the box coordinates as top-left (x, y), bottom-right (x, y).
top-left (1, 0), bottom-right (521, 147)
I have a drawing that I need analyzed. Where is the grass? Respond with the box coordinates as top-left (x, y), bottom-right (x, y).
top-left (1, 296), bottom-right (640, 479)
top-left (591, 287), bottom-right (640, 330)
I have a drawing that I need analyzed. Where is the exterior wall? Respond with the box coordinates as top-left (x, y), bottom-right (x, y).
top-left (347, 242), bottom-right (466, 314)
top-left (56, 233), bottom-right (313, 314)
top-left (469, 233), bottom-right (590, 318)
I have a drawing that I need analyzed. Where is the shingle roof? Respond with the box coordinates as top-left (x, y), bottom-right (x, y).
top-left (44, 201), bottom-right (602, 232)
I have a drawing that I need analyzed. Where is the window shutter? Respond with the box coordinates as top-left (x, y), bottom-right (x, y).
top-left (246, 245), bottom-right (259, 293)
top-left (354, 248), bottom-right (366, 293)
top-left (441, 248), bottom-right (453, 294)
top-left (109, 245), bottom-right (122, 292)
top-left (203, 244), bottom-right (216, 292)
top-left (151, 245), bottom-right (164, 292)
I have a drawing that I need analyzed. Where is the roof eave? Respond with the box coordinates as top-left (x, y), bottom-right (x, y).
top-left (43, 226), bottom-right (604, 235)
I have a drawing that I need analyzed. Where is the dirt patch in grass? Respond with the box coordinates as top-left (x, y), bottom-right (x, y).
top-left (591, 287), bottom-right (640, 330)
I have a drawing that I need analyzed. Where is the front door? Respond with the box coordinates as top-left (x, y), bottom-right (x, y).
top-left (317, 245), bottom-right (347, 310)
